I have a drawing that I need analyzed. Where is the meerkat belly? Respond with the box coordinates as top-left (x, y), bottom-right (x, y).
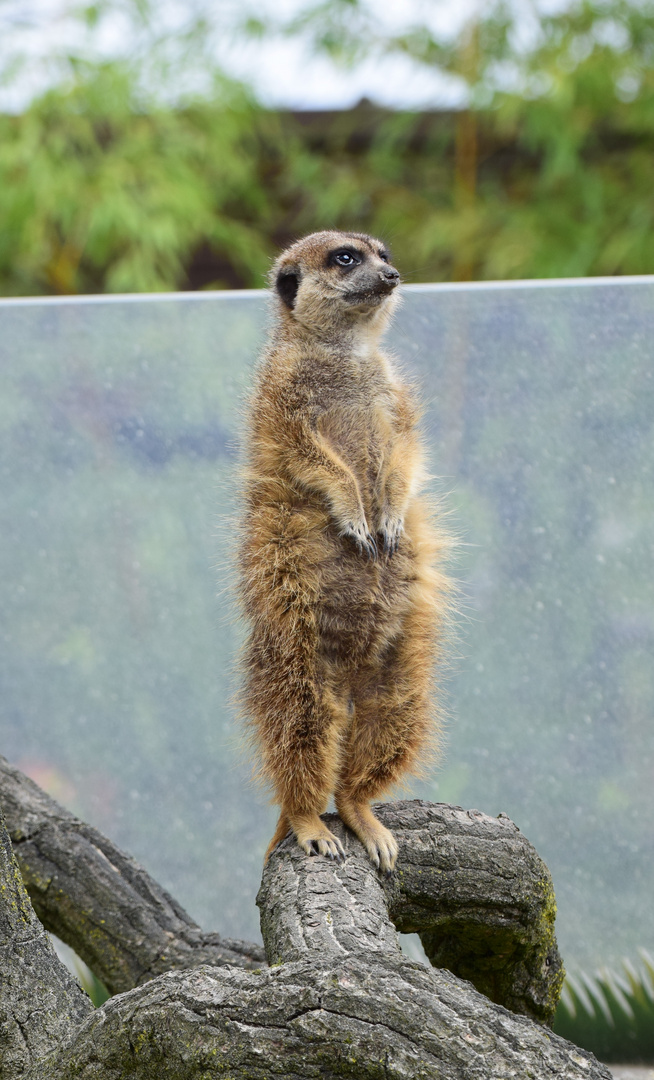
top-left (243, 485), bottom-right (412, 664)
top-left (315, 550), bottom-right (412, 666)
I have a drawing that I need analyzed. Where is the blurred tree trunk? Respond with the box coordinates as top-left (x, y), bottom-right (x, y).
top-left (0, 756), bottom-right (613, 1079)
top-left (453, 18), bottom-right (480, 282)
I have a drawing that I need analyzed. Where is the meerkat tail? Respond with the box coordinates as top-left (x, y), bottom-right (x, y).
top-left (264, 813), bottom-right (291, 864)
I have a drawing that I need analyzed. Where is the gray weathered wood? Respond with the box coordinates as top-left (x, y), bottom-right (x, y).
top-left (32, 813), bottom-right (612, 1080)
top-left (375, 801), bottom-right (564, 1022)
top-left (31, 959), bottom-right (615, 1080)
top-left (0, 809), bottom-right (92, 1079)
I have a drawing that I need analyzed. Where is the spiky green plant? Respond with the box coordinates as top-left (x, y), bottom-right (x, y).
top-left (554, 952), bottom-right (654, 1063)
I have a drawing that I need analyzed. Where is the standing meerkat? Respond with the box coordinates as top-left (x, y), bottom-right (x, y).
top-left (238, 230), bottom-right (451, 874)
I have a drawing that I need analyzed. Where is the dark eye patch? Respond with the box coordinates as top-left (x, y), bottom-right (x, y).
top-left (327, 247), bottom-right (363, 270)
top-left (378, 248), bottom-right (391, 263)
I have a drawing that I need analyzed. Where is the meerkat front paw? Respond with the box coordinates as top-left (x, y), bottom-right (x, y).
top-left (341, 518), bottom-right (378, 561)
top-left (377, 511), bottom-right (404, 557)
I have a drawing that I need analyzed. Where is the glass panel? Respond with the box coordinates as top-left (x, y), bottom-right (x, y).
top-left (2, 280), bottom-right (653, 973)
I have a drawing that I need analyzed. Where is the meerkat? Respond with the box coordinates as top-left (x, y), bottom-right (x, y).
top-left (238, 230), bottom-right (450, 874)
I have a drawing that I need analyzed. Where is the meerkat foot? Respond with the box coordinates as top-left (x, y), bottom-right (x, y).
top-left (290, 813), bottom-right (346, 862)
top-left (335, 798), bottom-right (398, 875)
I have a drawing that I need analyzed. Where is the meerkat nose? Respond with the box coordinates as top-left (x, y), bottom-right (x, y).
top-left (379, 267), bottom-right (400, 287)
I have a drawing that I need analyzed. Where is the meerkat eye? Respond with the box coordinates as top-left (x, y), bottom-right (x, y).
top-left (379, 249), bottom-right (390, 263)
top-left (331, 249), bottom-right (361, 268)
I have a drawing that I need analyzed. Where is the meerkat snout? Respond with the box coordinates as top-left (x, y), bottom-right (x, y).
top-left (380, 266), bottom-right (400, 284)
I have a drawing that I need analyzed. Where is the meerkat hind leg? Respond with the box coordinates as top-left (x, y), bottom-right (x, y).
top-left (264, 813), bottom-right (291, 864)
top-left (336, 613), bottom-right (438, 875)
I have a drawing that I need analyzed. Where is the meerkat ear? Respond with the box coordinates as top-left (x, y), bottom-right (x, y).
top-left (276, 269), bottom-right (300, 309)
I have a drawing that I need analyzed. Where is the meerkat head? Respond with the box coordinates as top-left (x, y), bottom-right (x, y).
top-left (271, 231), bottom-right (400, 340)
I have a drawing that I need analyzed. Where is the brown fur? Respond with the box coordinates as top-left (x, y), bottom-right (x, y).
top-left (237, 230), bottom-right (451, 873)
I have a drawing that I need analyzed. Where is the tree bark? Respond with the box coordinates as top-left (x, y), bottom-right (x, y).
top-left (31, 959), bottom-right (614, 1080)
top-left (374, 801), bottom-right (563, 1022)
top-left (0, 808), bottom-right (92, 1079)
top-left (0, 758), bottom-right (614, 1080)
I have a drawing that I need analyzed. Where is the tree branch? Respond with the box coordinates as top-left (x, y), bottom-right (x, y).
top-left (33, 814), bottom-right (612, 1080)
top-left (33, 959), bottom-right (615, 1080)
top-left (1, 758), bottom-right (614, 1079)
top-left (260, 804), bottom-right (563, 1022)
top-left (0, 756), bottom-right (265, 997)
top-left (376, 800), bottom-right (564, 1022)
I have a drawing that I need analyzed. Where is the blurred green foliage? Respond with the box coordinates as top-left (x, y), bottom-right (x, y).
top-left (0, 67), bottom-right (276, 294)
top-left (51, 935), bottom-right (110, 1008)
top-left (1, 0), bottom-right (654, 295)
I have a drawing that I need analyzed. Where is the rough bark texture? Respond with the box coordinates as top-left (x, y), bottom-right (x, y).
top-left (32, 960), bottom-right (614, 1080)
top-left (0, 755), bottom-right (265, 995)
top-left (0, 757), bottom-right (615, 1079)
top-left (375, 801), bottom-right (563, 1022)
top-left (0, 808), bottom-right (92, 1079)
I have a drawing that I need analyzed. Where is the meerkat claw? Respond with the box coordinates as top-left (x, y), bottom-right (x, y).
top-left (377, 839), bottom-right (398, 876)
top-left (332, 839), bottom-right (346, 862)
top-left (378, 513), bottom-right (404, 559)
top-left (342, 521), bottom-right (378, 561)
